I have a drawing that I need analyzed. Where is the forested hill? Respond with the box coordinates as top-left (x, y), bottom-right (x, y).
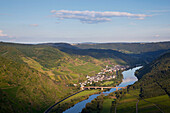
top-left (0, 42), bottom-right (138, 112)
top-left (0, 42), bottom-right (105, 112)
top-left (74, 41), bottom-right (170, 54)
top-left (134, 52), bottom-right (170, 98)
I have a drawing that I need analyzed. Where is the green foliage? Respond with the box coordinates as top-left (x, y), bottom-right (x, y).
top-left (101, 99), bottom-right (113, 113)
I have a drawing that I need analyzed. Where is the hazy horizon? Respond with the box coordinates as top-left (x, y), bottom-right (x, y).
top-left (1, 40), bottom-right (170, 45)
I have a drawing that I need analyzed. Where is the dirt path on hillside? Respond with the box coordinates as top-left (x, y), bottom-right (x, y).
top-left (139, 97), bottom-right (165, 113)
top-left (129, 93), bottom-right (164, 113)
top-left (1, 52), bottom-right (8, 56)
top-left (136, 99), bottom-right (139, 113)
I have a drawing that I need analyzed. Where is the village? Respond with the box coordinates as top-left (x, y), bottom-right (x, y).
top-left (79, 65), bottom-right (129, 87)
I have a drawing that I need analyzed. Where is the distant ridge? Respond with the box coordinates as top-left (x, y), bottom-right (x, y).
top-left (74, 41), bottom-right (170, 53)
top-left (39, 43), bottom-right (79, 49)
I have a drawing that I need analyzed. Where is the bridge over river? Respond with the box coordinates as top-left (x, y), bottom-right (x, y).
top-left (81, 86), bottom-right (127, 91)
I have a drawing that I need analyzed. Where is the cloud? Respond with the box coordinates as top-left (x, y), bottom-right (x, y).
top-left (51, 10), bottom-right (151, 24)
top-left (0, 30), bottom-right (8, 37)
top-left (30, 24), bottom-right (39, 27)
top-left (0, 30), bottom-right (16, 42)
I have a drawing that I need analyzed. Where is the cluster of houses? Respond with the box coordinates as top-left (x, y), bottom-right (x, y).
top-left (78, 65), bottom-right (129, 87)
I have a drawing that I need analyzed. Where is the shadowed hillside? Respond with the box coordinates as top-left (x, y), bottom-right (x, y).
top-left (74, 41), bottom-right (170, 54)
top-left (134, 52), bottom-right (170, 98)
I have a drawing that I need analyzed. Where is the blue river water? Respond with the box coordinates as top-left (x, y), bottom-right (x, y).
top-left (63, 66), bottom-right (142, 113)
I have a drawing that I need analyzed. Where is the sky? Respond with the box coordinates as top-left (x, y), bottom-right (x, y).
top-left (0, 0), bottom-right (170, 43)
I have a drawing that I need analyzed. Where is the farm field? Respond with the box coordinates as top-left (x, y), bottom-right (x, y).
top-left (62, 90), bottom-right (101, 103)
top-left (101, 81), bottom-right (114, 86)
top-left (116, 89), bottom-right (170, 113)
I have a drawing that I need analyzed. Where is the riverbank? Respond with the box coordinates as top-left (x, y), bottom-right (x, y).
top-left (44, 69), bottom-right (124, 113)
top-left (61, 66), bottom-right (142, 113)
top-left (48, 89), bottom-right (104, 113)
top-left (44, 90), bottom-right (84, 113)
top-left (82, 63), bottom-right (170, 113)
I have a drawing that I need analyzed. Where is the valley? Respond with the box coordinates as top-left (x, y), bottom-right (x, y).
top-left (1, 1), bottom-right (170, 113)
top-left (0, 41), bottom-right (170, 113)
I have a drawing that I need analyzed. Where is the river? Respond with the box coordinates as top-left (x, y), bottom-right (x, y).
top-left (63, 66), bottom-right (142, 113)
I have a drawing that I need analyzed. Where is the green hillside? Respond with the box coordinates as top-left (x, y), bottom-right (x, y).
top-left (0, 42), bottom-right (106, 112)
top-left (0, 56), bottom-right (72, 113)
top-left (134, 52), bottom-right (170, 98)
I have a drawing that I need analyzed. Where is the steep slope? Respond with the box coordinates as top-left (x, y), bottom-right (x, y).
top-left (134, 52), bottom-right (170, 98)
top-left (0, 56), bottom-right (75, 113)
top-left (0, 42), bottom-right (104, 81)
top-left (0, 42), bottom-right (105, 112)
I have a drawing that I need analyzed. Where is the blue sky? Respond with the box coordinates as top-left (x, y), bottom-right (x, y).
top-left (0, 0), bottom-right (170, 43)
